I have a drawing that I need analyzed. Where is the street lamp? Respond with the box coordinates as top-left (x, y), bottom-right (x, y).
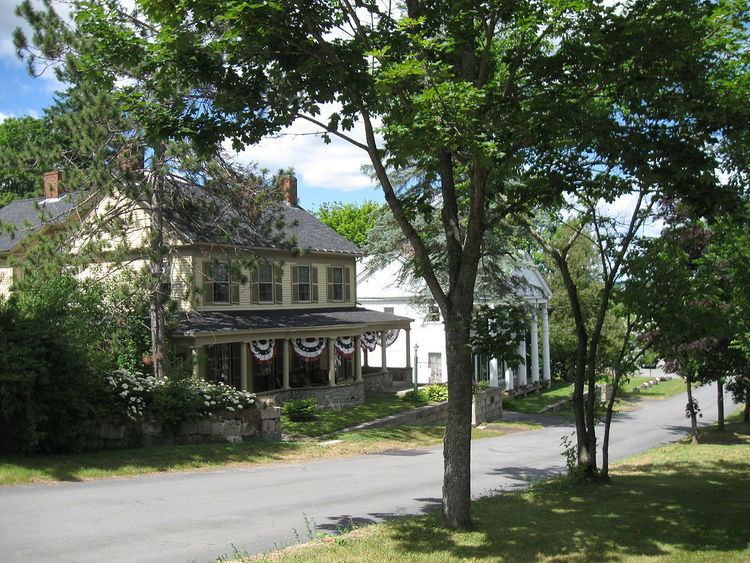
top-left (413, 343), bottom-right (419, 394)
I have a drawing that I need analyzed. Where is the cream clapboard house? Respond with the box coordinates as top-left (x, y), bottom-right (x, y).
top-left (0, 171), bottom-right (412, 409)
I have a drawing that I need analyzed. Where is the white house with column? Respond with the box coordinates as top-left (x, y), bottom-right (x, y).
top-left (357, 255), bottom-right (552, 392)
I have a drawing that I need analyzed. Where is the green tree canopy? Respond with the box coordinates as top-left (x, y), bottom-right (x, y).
top-left (315, 201), bottom-right (382, 248)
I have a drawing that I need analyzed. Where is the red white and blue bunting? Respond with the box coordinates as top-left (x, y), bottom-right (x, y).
top-left (361, 331), bottom-right (380, 352)
top-left (385, 329), bottom-right (399, 347)
top-left (335, 336), bottom-right (356, 358)
top-left (250, 340), bottom-right (276, 364)
top-left (292, 337), bottom-right (326, 361)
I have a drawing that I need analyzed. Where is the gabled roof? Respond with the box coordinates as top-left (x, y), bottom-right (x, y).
top-left (0, 187), bottom-right (362, 257)
top-left (0, 193), bottom-right (80, 254)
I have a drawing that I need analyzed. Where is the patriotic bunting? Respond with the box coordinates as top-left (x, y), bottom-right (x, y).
top-left (361, 331), bottom-right (379, 352)
top-left (250, 340), bottom-right (276, 364)
top-left (335, 336), bottom-right (356, 358)
top-left (385, 329), bottom-right (399, 347)
top-left (292, 337), bottom-right (326, 361)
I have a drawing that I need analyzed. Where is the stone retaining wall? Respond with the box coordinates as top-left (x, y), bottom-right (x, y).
top-left (341, 387), bottom-right (503, 432)
top-left (472, 387), bottom-right (503, 425)
top-left (89, 405), bottom-right (281, 450)
top-left (261, 382), bottom-right (365, 411)
top-left (364, 370), bottom-right (393, 396)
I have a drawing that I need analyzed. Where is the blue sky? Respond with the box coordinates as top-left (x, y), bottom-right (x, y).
top-left (0, 0), bottom-right (383, 210)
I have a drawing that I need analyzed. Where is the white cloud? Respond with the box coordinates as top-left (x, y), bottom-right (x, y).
top-left (0, 111), bottom-right (12, 122)
top-left (230, 103), bottom-right (378, 193)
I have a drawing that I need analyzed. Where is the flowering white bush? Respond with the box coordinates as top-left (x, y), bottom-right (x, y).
top-left (105, 369), bottom-right (256, 423)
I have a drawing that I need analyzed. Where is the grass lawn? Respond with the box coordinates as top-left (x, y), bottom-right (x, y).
top-left (502, 382), bottom-right (574, 416)
top-left (281, 393), bottom-right (424, 437)
top-left (252, 416), bottom-right (750, 562)
top-left (0, 421), bottom-right (538, 487)
top-left (619, 375), bottom-right (687, 399)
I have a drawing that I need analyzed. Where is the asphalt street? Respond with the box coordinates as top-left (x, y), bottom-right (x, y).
top-left (0, 383), bottom-right (736, 563)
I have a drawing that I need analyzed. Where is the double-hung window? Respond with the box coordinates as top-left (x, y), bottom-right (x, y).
top-left (258, 263), bottom-right (274, 303)
top-left (212, 262), bottom-right (230, 304)
top-left (297, 265), bottom-right (311, 302)
top-left (330, 267), bottom-right (343, 301)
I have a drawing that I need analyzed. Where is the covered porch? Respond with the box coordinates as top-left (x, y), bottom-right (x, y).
top-left (172, 307), bottom-right (413, 409)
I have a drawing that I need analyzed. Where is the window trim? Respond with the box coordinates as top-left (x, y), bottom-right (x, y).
top-left (296, 264), bottom-right (312, 303)
top-left (257, 263), bottom-right (274, 304)
top-left (212, 262), bottom-right (231, 304)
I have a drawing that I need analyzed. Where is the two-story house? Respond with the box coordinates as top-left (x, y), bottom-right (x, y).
top-left (0, 170), bottom-right (412, 409)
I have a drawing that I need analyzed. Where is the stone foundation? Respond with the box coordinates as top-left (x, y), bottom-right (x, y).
top-left (472, 387), bottom-right (503, 425)
top-left (260, 382), bottom-right (365, 411)
top-left (88, 405), bottom-right (281, 450)
top-left (364, 370), bottom-right (393, 396)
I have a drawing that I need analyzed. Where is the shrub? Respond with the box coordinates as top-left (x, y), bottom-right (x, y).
top-left (402, 389), bottom-right (428, 403)
top-left (423, 384), bottom-right (449, 402)
top-left (106, 369), bottom-right (256, 432)
top-left (282, 398), bottom-right (318, 421)
top-left (0, 277), bottom-right (113, 454)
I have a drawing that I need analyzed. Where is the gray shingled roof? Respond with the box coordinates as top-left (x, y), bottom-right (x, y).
top-left (0, 194), bottom-right (79, 253)
top-left (173, 307), bottom-right (412, 337)
top-left (0, 187), bottom-right (362, 256)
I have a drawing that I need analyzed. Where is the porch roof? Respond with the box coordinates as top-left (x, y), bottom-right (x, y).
top-left (172, 307), bottom-right (413, 339)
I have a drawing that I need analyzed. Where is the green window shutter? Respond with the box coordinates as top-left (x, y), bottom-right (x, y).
top-left (327, 266), bottom-right (333, 302)
top-left (274, 264), bottom-right (283, 304)
top-left (251, 267), bottom-right (259, 304)
top-left (311, 266), bottom-right (319, 303)
top-left (291, 264), bottom-right (298, 303)
top-left (344, 266), bottom-right (351, 302)
top-left (202, 260), bottom-right (213, 305)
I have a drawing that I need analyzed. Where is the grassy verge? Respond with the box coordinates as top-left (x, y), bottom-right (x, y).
top-left (251, 417), bottom-right (750, 562)
top-left (0, 421), bottom-right (538, 487)
top-left (502, 382), bottom-right (574, 416)
top-left (619, 375), bottom-right (686, 399)
top-left (282, 394), bottom-right (424, 437)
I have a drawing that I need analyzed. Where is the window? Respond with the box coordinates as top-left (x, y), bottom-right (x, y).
top-left (206, 343), bottom-right (241, 389)
top-left (331, 267), bottom-right (344, 301)
top-left (202, 260), bottom-right (240, 305)
top-left (161, 258), bottom-right (172, 299)
top-left (297, 265), bottom-right (311, 301)
top-left (212, 262), bottom-right (230, 303)
top-left (425, 303), bottom-right (440, 322)
top-left (384, 307), bottom-right (394, 314)
top-left (258, 263), bottom-right (273, 303)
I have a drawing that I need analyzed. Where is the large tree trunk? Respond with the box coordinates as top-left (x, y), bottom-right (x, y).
top-left (601, 374), bottom-right (622, 482)
top-left (686, 378), bottom-right (700, 444)
top-left (716, 379), bottom-right (724, 431)
top-left (148, 148), bottom-right (167, 379)
top-left (442, 310), bottom-right (474, 530)
top-left (744, 397), bottom-right (749, 423)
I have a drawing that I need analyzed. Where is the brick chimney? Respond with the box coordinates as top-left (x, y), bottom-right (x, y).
top-left (279, 174), bottom-right (298, 206)
top-left (43, 170), bottom-right (62, 199)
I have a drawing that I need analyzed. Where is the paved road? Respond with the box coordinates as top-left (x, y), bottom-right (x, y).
top-left (0, 384), bottom-right (736, 563)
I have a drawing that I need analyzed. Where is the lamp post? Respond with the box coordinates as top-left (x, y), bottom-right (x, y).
top-left (413, 343), bottom-right (419, 394)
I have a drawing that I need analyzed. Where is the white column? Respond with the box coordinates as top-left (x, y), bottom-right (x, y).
top-left (530, 308), bottom-right (540, 385)
top-left (327, 337), bottom-right (336, 386)
top-left (282, 339), bottom-right (290, 389)
top-left (489, 358), bottom-right (499, 387)
top-left (505, 363), bottom-right (514, 391)
top-left (380, 331), bottom-right (388, 372)
top-left (405, 328), bottom-right (411, 369)
top-left (517, 338), bottom-right (527, 386)
top-left (354, 335), bottom-right (363, 382)
top-left (542, 303), bottom-right (551, 387)
top-left (191, 346), bottom-right (201, 379)
top-left (240, 342), bottom-right (248, 391)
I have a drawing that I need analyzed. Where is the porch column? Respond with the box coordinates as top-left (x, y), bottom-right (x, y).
top-left (489, 358), bottom-right (499, 387)
top-left (505, 361), bottom-right (514, 391)
top-left (327, 337), bottom-right (336, 386)
top-left (282, 338), bottom-right (290, 389)
top-left (405, 328), bottom-right (411, 369)
top-left (517, 338), bottom-right (528, 386)
top-left (542, 302), bottom-right (551, 387)
top-left (530, 308), bottom-right (540, 385)
top-left (380, 331), bottom-right (388, 372)
top-left (240, 342), bottom-right (248, 391)
top-left (192, 345), bottom-right (204, 379)
top-left (354, 335), bottom-right (363, 382)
